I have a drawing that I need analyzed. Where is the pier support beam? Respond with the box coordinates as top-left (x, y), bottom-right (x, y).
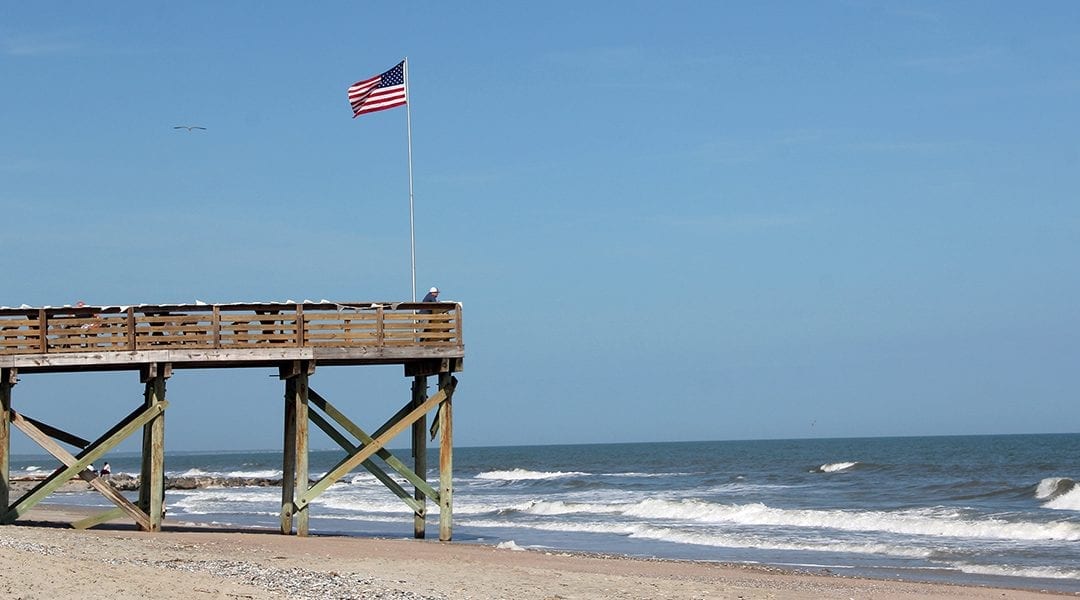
top-left (139, 363), bottom-right (170, 531)
top-left (0, 368), bottom-right (14, 514)
top-left (281, 361), bottom-right (312, 535)
top-left (438, 372), bottom-right (454, 541)
top-left (411, 375), bottom-right (428, 538)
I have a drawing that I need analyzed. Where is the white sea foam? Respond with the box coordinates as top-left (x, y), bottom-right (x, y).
top-left (1035, 477), bottom-right (1075, 499)
top-left (818, 461), bottom-right (859, 473)
top-left (313, 513), bottom-right (409, 525)
top-left (603, 471), bottom-right (692, 478)
top-left (168, 488), bottom-right (279, 515)
top-left (223, 469), bottom-right (281, 478)
top-left (1034, 477), bottom-right (1080, 511)
top-left (518, 500), bottom-right (622, 516)
top-left (475, 469), bottom-right (590, 481)
top-left (316, 495), bottom-right (418, 514)
top-left (459, 517), bottom-right (932, 559)
top-left (513, 497), bottom-right (1080, 542)
top-left (348, 473), bottom-right (381, 485)
top-left (707, 482), bottom-right (806, 495)
top-left (953, 562), bottom-right (1080, 580)
top-left (1044, 486), bottom-right (1080, 512)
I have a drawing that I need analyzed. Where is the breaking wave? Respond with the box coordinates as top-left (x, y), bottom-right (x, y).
top-left (816, 461), bottom-right (859, 473)
top-left (511, 497), bottom-right (1080, 542)
top-left (1035, 477), bottom-right (1080, 511)
top-left (475, 469), bottom-right (590, 481)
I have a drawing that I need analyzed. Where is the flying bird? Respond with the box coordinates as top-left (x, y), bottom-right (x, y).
top-left (173, 125), bottom-right (207, 131)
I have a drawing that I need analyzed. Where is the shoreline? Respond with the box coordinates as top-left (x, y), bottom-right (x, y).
top-left (1, 504), bottom-right (1073, 599)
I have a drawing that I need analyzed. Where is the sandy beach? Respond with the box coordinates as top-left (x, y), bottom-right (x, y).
top-left (0, 504), bottom-right (1072, 600)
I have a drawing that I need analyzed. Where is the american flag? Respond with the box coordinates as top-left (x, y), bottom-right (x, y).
top-left (348, 61), bottom-right (407, 118)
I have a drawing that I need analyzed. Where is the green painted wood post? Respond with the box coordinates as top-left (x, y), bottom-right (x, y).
top-left (139, 364), bottom-right (168, 532)
top-left (438, 372), bottom-right (454, 541)
top-left (0, 368), bottom-right (13, 517)
top-left (412, 375), bottom-right (428, 538)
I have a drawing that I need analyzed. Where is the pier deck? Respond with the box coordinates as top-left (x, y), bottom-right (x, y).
top-left (0, 300), bottom-right (464, 372)
top-left (0, 301), bottom-right (462, 539)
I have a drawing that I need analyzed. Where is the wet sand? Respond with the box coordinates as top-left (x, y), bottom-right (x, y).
top-left (0, 504), bottom-right (1073, 599)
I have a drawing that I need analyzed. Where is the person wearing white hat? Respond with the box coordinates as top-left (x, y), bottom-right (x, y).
top-left (419, 287), bottom-right (440, 319)
top-left (419, 287), bottom-right (441, 336)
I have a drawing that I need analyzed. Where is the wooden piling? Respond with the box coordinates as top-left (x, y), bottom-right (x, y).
top-left (281, 376), bottom-right (297, 534)
top-left (412, 375), bottom-right (428, 538)
top-left (0, 368), bottom-right (13, 514)
top-left (139, 363), bottom-right (169, 531)
top-left (438, 372), bottom-right (454, 541)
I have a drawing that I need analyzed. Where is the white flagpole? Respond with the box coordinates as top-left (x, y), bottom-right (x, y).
top-left (404, 57), bottom-right (417, 302)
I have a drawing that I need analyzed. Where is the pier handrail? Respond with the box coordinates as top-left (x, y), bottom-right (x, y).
top-left (0, 301), bottom-right (462, 356)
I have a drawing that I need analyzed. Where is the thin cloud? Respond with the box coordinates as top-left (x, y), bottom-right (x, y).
top-left (539, 46), bottom-right (722, 91)
top-left (660, 212), bottom-right (811, 233)
top-left (899, 46), bottom-right (1008, 73)
top-left (2, 33), bottom-right (81, 57)
top-left (846, 139), bottom-right (969, 155)
top-left (541, 45), bottom-right (652, 71)
top-left (887, 8), bottom-right (943, 25)
top-left (0, 158), bottom-right (45, 173)
top-left (696, 130), bottom-right (825, 165)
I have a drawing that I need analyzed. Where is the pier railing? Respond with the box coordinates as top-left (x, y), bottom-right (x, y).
top-left (0, 302), bottom-right (462, 355)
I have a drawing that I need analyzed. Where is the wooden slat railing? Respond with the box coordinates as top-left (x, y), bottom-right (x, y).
top-left (0, 302), bottom-right (462, 355)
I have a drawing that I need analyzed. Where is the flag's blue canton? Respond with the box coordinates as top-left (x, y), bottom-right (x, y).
top-left (381, 64), bottom-right (404, 88)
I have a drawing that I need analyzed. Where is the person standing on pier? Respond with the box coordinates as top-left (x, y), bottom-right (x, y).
top-left (419, 287), bottom-right (440, 341)
top-left (420, 287), bottom-right (440, 314)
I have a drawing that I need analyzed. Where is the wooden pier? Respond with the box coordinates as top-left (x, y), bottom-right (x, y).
top-left (0, 300), bottom-right (463, 538)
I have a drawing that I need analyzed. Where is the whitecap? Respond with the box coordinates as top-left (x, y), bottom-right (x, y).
top-left (223, 469), bottom-right (281, 479)
top-left (817, 461), bottom-right (859, 473)
top-left (616, 498), bottom-right (1080, 542)
top-left (954, 562), bottom-right (1080, 580)
top-left (474, 469), bottom-right (590, 481)
top-left (1035, 477), bottom-right (1075, 500)
top-left (1044, 486), bottom-right (1080, 512)
top-left (458, 518), bottom-right (933, 559)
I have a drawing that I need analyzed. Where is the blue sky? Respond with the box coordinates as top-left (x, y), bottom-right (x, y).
top-left (2, 2), bottom-right (1078, 453)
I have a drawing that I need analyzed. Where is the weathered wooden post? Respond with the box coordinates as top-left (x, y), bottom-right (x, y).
top-left (411, 375), bottom-right (428, 538)
top-left (0, 368), bottom-right (14, 514)
top-left (438, 371), bottom-right (454, 541)
top-left (281, 361), bottom-right (311, 535)
top-left (139, 363), bottom-right (169, 531)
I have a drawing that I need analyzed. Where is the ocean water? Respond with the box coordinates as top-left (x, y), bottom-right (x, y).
top-left (11, 433), bottom-right (1080, 592)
